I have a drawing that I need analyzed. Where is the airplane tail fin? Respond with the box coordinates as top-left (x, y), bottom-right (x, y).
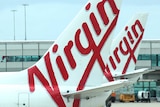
top-left (27, 1), bottom-right (148, 89)
top-left (109, 13), bottom-right (148, 77)
top-left (0, 0), bottom-right (149, 107)
top-left (25, 0), bottom-right (148, 106)
top-left (27, 1), bottom-right (123, 106)
top-left (27, 0), bottom-right (123, 89)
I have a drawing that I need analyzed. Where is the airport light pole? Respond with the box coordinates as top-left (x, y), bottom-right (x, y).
top-left (23, 4), bottom-right (29, 40)
top-left (11, 10), bottom-right (17, 40)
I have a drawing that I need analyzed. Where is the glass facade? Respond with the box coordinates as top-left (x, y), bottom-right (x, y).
top-left (138, 54), bottom-right (151, 60)
top-left (0, 41), bottom-right (53, 72)
top-left (138, 54), bottom-right (160, 67)
top-left (1, 55), bottom-right (42, 62)
top-left (134, 81), bottom-right (157, 97)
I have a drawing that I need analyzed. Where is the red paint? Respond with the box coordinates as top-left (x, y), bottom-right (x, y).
top-left (73, 99), bottom-right (81, 107)
top-left (122, 20), bottom-right (144, 74)
top-left (125, 26), bottom-right (134, 44)
top-left (64, 41), bottom-right (76, 69)
top-left (85, 2), bottom-right (91, 10)
top-left (52, 43), bottom-right (70, 80)
top-left (132, 20), bottom-right (144, 38)
top-left (97, 0), bottom-right (119, 25)
top-left (75, 15), bottom-right (118, 91)
top-left (90, 12), bottom-right (101, 35)
top-left (123, 37), bottom-right (136, 63)
top-left (122, 32), bottom-right (143, 74)
top-left (114, 47), bottom-right (120, 63)
top-left (109, 56), bottom-right (117, 70)
top-left (107, 20), bottom-right (144, 75)
top-left (75, 23), bottom-right (95, 55)
top-left (73, 0), bottom-right (119, 106)
top-left (105, 65), bottom-right (114, 81)
top-left (107, 19), bottom-right (144, 75)
top-left (52, 44), bottom-right (58, 53)
top-left (28, 52), bottom-right (65, 106)
top-left (119, 40), bottom-right (128, 55)
top-left (120, 37), bottom-right (137, 75)
top-left (56, 56), bottom-right (69, 80)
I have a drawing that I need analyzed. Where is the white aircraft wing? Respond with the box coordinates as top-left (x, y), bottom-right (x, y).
top-left (62, 80), bottom-right (129, 99)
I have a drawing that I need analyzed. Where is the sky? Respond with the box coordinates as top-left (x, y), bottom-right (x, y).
top-left (0, 0), bottom-right (160, 40)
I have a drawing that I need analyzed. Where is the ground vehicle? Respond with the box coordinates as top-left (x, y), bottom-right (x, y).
top-left (119, 94), bottom-right (135, 102)
top-left (136, 91), bottom-right (150, 102)
top-left (118, 85), bottom-right (135, 102)
top-left (111, 92), bottom-right (116, 102)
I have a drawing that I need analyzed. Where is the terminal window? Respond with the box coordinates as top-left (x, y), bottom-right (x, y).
top-left (0, 55), bottom-right (42, 62)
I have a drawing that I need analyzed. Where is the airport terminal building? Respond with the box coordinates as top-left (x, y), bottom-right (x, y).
top-left (0, 40), bottom-right (53, 71)
top-left (0, 40), bottom-right (160, 98)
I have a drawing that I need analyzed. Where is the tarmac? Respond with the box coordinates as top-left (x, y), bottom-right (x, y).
top-left (112, 102), bottom-right (160, 107)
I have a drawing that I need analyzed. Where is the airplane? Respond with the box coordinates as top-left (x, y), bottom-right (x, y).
top-left (0, 0), bottom-right (149, 107)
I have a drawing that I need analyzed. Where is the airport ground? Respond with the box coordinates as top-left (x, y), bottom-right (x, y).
top-left (112, 102), bottom-right (160, 107)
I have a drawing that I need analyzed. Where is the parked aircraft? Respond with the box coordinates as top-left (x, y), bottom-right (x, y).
top-left (0, 0), bottom-right (149, 107)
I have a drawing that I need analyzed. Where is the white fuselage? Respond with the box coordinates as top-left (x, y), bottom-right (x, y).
top-left (0, 86), bottom-right (110, 107)
top-left (0, 71), bottom-right (110, 107)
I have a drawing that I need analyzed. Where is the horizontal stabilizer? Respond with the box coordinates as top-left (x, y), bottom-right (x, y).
top-left (113, 68), bottom-right (153, 79)
top-left (62, 80), bottom-right (129, 99)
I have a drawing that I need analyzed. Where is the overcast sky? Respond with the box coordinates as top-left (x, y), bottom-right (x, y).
top-left (0, 0), bottom-right (160, 40)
